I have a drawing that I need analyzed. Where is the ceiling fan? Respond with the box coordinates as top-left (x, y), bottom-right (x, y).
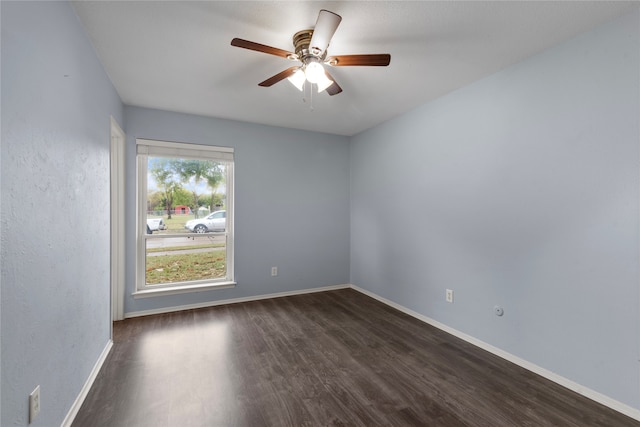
top-left (231, 10), bottom-right (391, 96)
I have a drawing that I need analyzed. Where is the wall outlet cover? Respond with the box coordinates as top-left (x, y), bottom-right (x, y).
top-left (446, 289), bottom-right (454, 303)
top-left (29, 385), bottom-right (41, 422)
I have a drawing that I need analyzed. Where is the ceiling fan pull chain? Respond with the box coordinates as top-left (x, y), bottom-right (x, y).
top-left (302, 80), bottom-right (307, 104)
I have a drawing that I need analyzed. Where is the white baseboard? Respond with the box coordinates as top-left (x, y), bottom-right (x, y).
top-left (124, 283), bottom-right (351, 319)
top-left (349, 284), bottom-right (640, 422)
top-left (61, 340), bottom-right (113, 427)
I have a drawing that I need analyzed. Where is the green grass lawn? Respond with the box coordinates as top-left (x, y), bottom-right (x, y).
top-left (162, 214), bottom-right (194, 231)
top-left (146, 250), bottom-right (226, 284)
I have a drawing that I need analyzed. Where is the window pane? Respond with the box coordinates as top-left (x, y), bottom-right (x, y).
top-left (142, 154), bottom-right (231, 287)
top-left (145, 235), bottom-right (227, 285)
top-left (146, 157), bottom-right (227, 235)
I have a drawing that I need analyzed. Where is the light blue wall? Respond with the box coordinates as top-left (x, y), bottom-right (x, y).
top-left (1, 1), bottom-right (124, 426)
top-left (350, 8), bottom-right (640, 409)
top-left (123, 107), bottom-right (350, 314)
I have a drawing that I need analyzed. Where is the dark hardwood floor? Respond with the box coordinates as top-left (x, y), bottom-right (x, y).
top-left (73, 289), bottom-right (639, 426)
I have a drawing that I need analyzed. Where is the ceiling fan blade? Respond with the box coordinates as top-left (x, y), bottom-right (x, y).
top-left (231, 38), bottom-right (294, 59)
top-left (258, 66), bottom-right (299, 87)
top-left (309, 10), bottom-right (342, 55)
top-left (327, 54), bottom-right (391, 67)
top-left (324, 70), bottom-right (343, 96)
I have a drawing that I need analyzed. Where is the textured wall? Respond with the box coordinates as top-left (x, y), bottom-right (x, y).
top-left (350, 9), bottom-right (640, 409)
top-left (1, 2), bottom-right (123, 425)
top-left (123, 107), bottom-right (351, 314)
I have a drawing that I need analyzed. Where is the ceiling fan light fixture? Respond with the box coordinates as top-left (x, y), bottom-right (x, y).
top-left (305, 60), bottom-right (325, 84)
top-left (287, 68), bottom-right (306, 91)
top-left (316, 73), bottom-right (334, 93)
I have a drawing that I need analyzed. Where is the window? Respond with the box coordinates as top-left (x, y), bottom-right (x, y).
top-left (135, 139), bottom-right (234, 297)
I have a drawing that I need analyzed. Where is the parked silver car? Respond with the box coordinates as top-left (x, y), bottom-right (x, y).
top-left (146, 218), bottom-right (167, 234)
top-left (185, 210), bottom-right (226, 233)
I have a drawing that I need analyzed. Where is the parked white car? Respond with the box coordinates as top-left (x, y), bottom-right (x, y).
top-left (185, 210), bottom-right (226, 233)
top-left (146, 218), bottom-right (167, 234)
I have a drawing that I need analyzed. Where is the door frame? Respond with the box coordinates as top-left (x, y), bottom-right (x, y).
top-left (110, 116), bottom-right (126, 321)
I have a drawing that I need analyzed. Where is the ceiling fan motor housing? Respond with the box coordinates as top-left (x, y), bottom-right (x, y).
top-left (292, 29), bottom-right (327, 63)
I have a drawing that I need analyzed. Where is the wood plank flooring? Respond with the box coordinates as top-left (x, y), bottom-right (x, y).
top-left (73, 289), bottom-right (639, 426)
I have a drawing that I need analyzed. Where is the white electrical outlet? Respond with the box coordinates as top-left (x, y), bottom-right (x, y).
top-left (29, 385), bottom-right (40, 423)
top-left (446, 289), bottom-right (454, 303)
top-left (271, 266), bottom-right (278, 277)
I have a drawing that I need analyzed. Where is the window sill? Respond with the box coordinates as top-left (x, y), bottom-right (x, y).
top-left (133, 281), bottom-right (236, 299)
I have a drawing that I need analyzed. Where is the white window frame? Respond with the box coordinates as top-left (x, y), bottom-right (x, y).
top-left (134, 138), bottom-right (235, 298)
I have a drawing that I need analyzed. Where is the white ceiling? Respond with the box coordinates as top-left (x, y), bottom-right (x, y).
top-left (72, 1), bottom-right (636, 136)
